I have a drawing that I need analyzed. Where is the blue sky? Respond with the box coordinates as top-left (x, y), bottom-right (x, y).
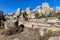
top-left (0, 0), bottom-right (60, 15)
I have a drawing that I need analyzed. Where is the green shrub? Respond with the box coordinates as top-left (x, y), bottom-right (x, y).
top-left (37, 14), bottom-right (45, 18)
top-left (55, 12), bottom-right (60, 19)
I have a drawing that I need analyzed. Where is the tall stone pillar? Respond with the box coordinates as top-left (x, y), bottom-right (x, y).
top-left (0, 10), bottom-right (4, 28)
top-left (26, 7), bottom-right (32, 14)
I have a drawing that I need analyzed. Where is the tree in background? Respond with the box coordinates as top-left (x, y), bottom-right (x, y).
top-left (37, 13), bottom-right (45, 18)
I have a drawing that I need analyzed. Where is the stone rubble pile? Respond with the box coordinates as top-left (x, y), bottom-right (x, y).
top-left (29, 17), bottom-right (60, 27)
top-left (4, 20), bottom-right (18, 30)
top-left (1, 19), bottom-right (24, 36)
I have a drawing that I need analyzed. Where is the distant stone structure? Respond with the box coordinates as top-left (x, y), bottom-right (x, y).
top-left (26, 7), bottom-right (32, 14)
top-left (36, 6), bottom-right (42, 14)
top-left (56, 7), bottom-right (60, 13)
top-left (42, 2), bottom-right (50, 15)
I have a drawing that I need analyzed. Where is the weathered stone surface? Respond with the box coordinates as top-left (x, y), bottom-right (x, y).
top-left (3, 20), bottom-right (18, 36)
top-left (39, 27), bottom-right (48, 36)
top-left (0, 10), bottom-right (4, 28)
top-left (4, 20), bottom-right (18, 30)
top-left (48, 35), bottom-right (60, 40)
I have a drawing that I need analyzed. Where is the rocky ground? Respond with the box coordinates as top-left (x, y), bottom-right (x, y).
top-left (0, 27), bottom-right (40, 40)
top-left (0, 17), bottom-right (60, 40)
top-left (0, 27), bottom-right (59, 40)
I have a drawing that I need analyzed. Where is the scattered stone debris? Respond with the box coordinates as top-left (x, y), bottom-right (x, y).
top-left (48, 35), bottom-right (60, 40)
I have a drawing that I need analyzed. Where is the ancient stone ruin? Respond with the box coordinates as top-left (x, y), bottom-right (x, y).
top-left (0, 11), bottom-right (4, 29)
